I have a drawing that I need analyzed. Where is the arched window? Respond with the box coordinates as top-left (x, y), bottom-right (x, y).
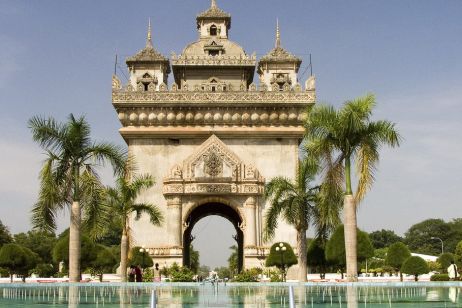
top-left (210, 25), bottom-right (217, 36)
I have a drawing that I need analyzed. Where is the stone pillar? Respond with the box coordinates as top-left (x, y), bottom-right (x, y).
top-left (244, 196), bottom-right (257, 247)
top-left (166, 196), bottom-right (182, 247)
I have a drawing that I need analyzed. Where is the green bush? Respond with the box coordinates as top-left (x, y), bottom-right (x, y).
top-left (401, 256), bottom-right (429, 281)
top-left (143, 268), bottom-right (154, 282)
top-left (430, 274), bottom-right (449, 281)
top-left (163, 263), bottom-right (194, 282)
top-left (233, 269), bottom-right (259, 282)
top-left (269, 270), bottom-right (282, 282)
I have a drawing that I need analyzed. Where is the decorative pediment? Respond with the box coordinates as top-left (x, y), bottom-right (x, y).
top-left (163, 135), bottom-right (265, 196)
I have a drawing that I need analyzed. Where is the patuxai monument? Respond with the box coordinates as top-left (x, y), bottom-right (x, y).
top-left (111, 0), bottom-right (315, 276)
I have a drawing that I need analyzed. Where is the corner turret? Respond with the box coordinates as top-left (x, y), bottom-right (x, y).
top-left (257, 20), bottom-right (302, 91)
top-left (126, 19), bottom-right (170, 91)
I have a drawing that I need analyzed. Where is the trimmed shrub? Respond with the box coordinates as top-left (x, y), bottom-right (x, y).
top-left (90, 245), bottom-right (117, 281)
top-left (385, 242), bottom-right (411, 281)
top-left (437, 253), bottom-right (455, 272)
top-left (129, 246), bottom-right (154, 269)
top-left (401, 256), bottom-right (429, 281)
top-left (307, 238), bottom-right (328, 276)
top-left (265, 242), bottom-right (297, 269)
top-left (0, 243), bottom-right (39, 282)
top-left (430, 274), bottom-right (449, 281)
top-left (325, 225), bottom-right (374, 276)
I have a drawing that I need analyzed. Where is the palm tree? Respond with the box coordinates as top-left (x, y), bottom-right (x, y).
top-left (305, 93), bottom-right (401, 281)
top-left (99, 170), bottom-right (163, 282)
top-left (263, 158), bottom-right (324, 282)
top-left (29, 114), bottom-right (125, 282)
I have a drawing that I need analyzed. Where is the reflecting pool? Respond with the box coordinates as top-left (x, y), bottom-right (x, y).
top-left (0, 282), bottom-right (461, 307)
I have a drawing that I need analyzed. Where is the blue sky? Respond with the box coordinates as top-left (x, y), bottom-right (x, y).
top-left (1, 0), bottom-right (461, 268)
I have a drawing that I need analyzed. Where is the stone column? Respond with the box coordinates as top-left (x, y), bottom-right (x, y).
top-left (166, 197), bottom-right (182, 247)
top-left (244, 196), bottom-right (257, 247)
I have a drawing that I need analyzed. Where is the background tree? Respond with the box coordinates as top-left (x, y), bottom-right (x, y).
top-left (14, 230), bottom-right (57, 266)
top-left (129, 246), bottom-right (154, 269)
top-left (385, 242), bottom-right (411, 281)
top-left (325, 225), bottom-right (374, 279)
top-left (0, 243), bottom-right (38, 282)
top-left (95, 166), bottom-right (163, 282)
top-left (29, 114), bottom-right (125, 282)
top-left (0, 220), bottom-right (12, 248)
top-left (404, 219), bottom-right (458, 255)
top-left (263, 158), bottom-right (321, 282)
top-left (91, 245), bottom-right (117, 282)
top-left (369, 229), bottom-right (403, 249)
top-left (437, 253), bottom-right (455, 273)
top-left (189, 245), bottom-right (200, 274)
top-left (214, 266), bottom-right (231, 279)
top-left (228, 245), bottom-right (238, 276)
top-left (197, 265), bottom-right (210, 278)
top-left (265, 242), bottom-right (297, 281)
top-left (305, 94), bottom-right (400, 281)
top-left (401, 256), bottom-right (429, 281)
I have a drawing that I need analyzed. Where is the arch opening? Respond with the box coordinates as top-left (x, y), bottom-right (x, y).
top-left (183, 202), bottom-right (244, 273)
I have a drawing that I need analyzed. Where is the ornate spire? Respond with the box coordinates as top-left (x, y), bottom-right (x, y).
top-left (146, 18), bottom-right (153, 48)
top-left (275, 18), bottom-right (281, 48)
top-left (211, 0), bottom-right (217, 8)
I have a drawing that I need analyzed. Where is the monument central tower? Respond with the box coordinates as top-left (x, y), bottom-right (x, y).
top-left (112, 0), bottom-right (315, 272)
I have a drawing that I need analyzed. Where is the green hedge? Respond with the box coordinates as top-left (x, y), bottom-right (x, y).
top-left (430, 274), bottom-right (449, 281)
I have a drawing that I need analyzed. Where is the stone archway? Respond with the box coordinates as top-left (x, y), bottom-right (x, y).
top-left (162, 135), bottom-right (267, 269)
top-left (182, 202), bottom-right (244, 272)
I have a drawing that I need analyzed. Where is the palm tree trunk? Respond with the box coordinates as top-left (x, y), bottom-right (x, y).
top-left (297, 229), bottom-right (308, 282)
top-left (120, 230), bottom-right (128, 282)
top-left (344, 194), bottom-right (358, 282)
top-left (69, 201), bottom-right (81, 283)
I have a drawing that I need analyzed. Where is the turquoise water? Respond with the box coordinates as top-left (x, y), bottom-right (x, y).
top-left (0, 282), bottom-right (461, 307)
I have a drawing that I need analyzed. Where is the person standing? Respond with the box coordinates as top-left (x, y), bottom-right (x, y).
top-left (128, 265), bottom-right (136, 282)
top-left (153, 263), bottom-right (161, 282)
top-left (135, 265), bottom-right (143, 282)
top-left (448, 261), bottom-right (458, 280)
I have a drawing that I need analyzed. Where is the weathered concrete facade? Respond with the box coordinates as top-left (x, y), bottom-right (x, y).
top-left (111, 0), bottom-right (315, 273)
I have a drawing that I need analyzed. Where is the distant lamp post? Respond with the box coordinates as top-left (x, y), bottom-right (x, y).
top-left (275, 242), bottom-right (287, 282)
top-left (139, 246), bottom-right (147, 272)
top-left (430, 237), bottom-right (444, 255)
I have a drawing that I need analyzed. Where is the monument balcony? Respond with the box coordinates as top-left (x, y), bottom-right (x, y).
top-left (112, 76), bottom-right (315, 138)
top-left (112, 85), bottom-right (315, 105)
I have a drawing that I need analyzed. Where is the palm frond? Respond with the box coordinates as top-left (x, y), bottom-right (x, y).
top-left (354, 139), bottom-right (379, 205)
top-left (85, 142), bottom-right (127, 176)
top-left (28, 116), bottom-right (67, 153)
top-left (31, 158), bottom-right (67, 232)
top-left (131, 203), bottom-right (163, 226)
top-left (80, 169), bottom-right (107, 240)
